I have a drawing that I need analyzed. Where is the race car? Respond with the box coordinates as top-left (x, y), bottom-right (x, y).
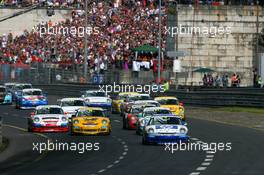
top-left (123, 103), bottom-right (157, 130)
top-left (142, 115), bottom-right (189, 145)
top-left (58, 98), bottom-right (87, 120)
top-left (154, 96), bottom-right (185, 121)
top-left (112, 92), bottom-right (139, 113)
top-left (120, 93), bottom-right (151, 117)
top-left (0, 86), bottom-right (12, 105)
top-left (15, 88), bottom-right (48, 109)
top-left (27, 105), bottom-right (69, 132)
top-left (136, 107), bottom-right (172, 135)
top-left (81, 90), bottom-right (112, 114)
top-left (10, 83), bottom-right (33, 101)
top-left (4, 82), bottom-right (16, 92)
top-left (71, 107), bottom-right (111, 135)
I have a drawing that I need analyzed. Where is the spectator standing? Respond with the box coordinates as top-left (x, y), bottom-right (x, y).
top-left (202, 74), bottom-right (207, 87)
top-left (222, 74), bottom-right (228, 87)
top-left (257, 75), bottom-right (262, 88)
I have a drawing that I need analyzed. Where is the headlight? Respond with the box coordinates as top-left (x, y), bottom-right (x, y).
top-left (34, 117), bottom-right (40, 123)
top-left (107, 99), bottom-right (111, 103)
top-left (180, 127), bottom-right (187, 134)
top-left (140, 120), bottom-right (145, 126)
top-left (73, 120), bottom-right (79, 124)
top-left (147, 128), bottom-right (154, 133)
top-left (61, 117), bottom-right (67, 122)
top-left (131, 116), bottom-right (136, 120)
top-left (102, 120), bottom-right (108, 125)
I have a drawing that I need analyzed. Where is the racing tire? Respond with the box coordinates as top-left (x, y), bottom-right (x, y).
top-left (27, 126), bottom-right (32, 132)
top-left (142, 135), bottom-right (148, 145)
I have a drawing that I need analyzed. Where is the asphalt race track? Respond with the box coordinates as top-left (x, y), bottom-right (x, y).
top-left (0, 95), bottom-right (264, 175)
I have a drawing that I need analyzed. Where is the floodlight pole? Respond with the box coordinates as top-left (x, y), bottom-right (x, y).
top-left (84, 0), bottom-right (88, 82)
top-left (158, 0), bottom-right (161, 83)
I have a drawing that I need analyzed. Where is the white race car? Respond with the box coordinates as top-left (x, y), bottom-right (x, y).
top-left (142, 115), bottom-right (189, 145)
top-left (136, 107), bottom-right (172, 135)
top-left (27, 105), bottom-right (69, 132)
top-left (81, 90), bottom-right (112, 114)
top-left (58, 98), bottom-right (87, 120)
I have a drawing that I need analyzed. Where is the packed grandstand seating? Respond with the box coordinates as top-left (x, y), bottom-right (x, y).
top-left (0, 0), bottom-right (168, 72)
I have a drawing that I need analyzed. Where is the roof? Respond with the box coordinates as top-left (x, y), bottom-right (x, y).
top-left (132, 44), bottom-right (158, 53)
top-left (143, 107), bottom-right (170, 112)
top-left (78, 107), bottom-right (104, 111)
top-left (154, 96), bottom-right (178, 100)
top-left (61, 98), bottom-right (84, 101)
top-left (119, 92), bottom-right (139, 96)
top-left (22, 88), bottom-right (42, 92)
top-left (36, 105), bottom-right (61, 109)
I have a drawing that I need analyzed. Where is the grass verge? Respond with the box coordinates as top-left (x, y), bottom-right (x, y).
top-left (208, 107), bottom-right (264, 115)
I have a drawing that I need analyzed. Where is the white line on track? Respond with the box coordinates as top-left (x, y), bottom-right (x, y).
top-left (190, 172), bottom-right (200, 175)
top-left (206, 155), bottom-right (214, 158)
top-left (98, 169), bottom-right (105, 173)
top-left (202, 162), bottom-right (211, 166)
top-left (204, 158), bottom-right (213, 162)
top-left (196, 167), bottom-right (207, 171)
top-left (114, 120), bottom-right (120, 123)
top-left (89, 136), bottom-right (128, 175)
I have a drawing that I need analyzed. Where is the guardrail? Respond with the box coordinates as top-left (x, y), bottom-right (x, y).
top-left (34, 84), bottom-right (264, 108)
top-left (0, 116), bottom-right (2, 145)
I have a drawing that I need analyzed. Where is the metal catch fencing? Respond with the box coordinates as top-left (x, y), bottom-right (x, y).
top-left (0, 63), bottom-right (173, 85)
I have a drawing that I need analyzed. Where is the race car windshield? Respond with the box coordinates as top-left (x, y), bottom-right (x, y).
top-left (129, 96), bottom-right (150, 101)
top-left (36, 108), bottom-right (64, 115)
top-left (23, 85), bottom-right (32, 89)
top-left (0, 88), bottom-right (5, 92)
top-left (145, 109), bottom-right (172, 115)
top-left (77, 110), bottom-right (104, 117)
top-left (84, 91), bottom-right (106, 97)
top-left (157, 99), bottom-right (179, 105)
top-left (23, 91), bottom-right (42, 96)
top-left (151, 117), bottom-right (181, 125)
top-left (132, 108), bottom-right (143, 114)
top-left (61, 100), bottom-right (85, 106)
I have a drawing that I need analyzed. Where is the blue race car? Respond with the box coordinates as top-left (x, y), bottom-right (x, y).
top-left (10, 83), bottom-right (33, 102)
top-left (142, 115), bottom-right (189, 145)
top-left (0, 86), bottom-right (12, 105)
top-left (15, 88), bottom-right (48, 109)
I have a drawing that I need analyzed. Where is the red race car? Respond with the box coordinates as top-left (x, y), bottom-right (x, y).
top-left (123, 103), bottom-right (157, 129)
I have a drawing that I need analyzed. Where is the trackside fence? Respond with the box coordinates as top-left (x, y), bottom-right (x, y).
top-left (34, 84), bottom-right (264, 108)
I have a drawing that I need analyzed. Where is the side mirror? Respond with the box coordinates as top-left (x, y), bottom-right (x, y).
top-left (179, 102), bottom-right (184, 106)
top-left (30, 112), bottom-right (35, 116)
top-left (182, 121), bottom-right (187, 126)
top-left (81, 95), bottom-right (85, 98)
top-left (43, 92), bottom-right (48, 97)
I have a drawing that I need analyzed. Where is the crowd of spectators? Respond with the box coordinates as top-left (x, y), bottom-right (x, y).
top-left (202, 73), bottom-right (241, 87)
top-left (0, 0), bottom-right (263, 8)
top-left (0, 0), bottom-right (169, 74)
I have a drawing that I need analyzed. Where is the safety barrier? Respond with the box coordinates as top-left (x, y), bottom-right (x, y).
top-left (34, 84), bottom-right (264, 108)
top-left (0, 116), bottom-right (2, 145)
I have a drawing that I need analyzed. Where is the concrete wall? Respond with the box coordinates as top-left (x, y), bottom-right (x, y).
top-left (0, 9), bottom-right (71, 36)
top-left (170, 5), bottom-right (264, 86)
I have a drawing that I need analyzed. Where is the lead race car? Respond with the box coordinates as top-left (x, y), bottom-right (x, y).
top-left (81, 90), bottom-right (112, 114)
top-left (0, 86), bottom-right (12, 105)
top-left (15, 88), bottom-right (48, 109)
top-left (27, 105), bottom-right (69, 132)
top-left (142, 115), bottom-right (189, 145)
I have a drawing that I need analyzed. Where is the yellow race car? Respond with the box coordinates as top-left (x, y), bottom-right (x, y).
top-left (112, 92), bottom-right (139, 114)
top-left (154, 96), bottom-right (186, 121)
top-left (71, 107), bottom-right (111, 135)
